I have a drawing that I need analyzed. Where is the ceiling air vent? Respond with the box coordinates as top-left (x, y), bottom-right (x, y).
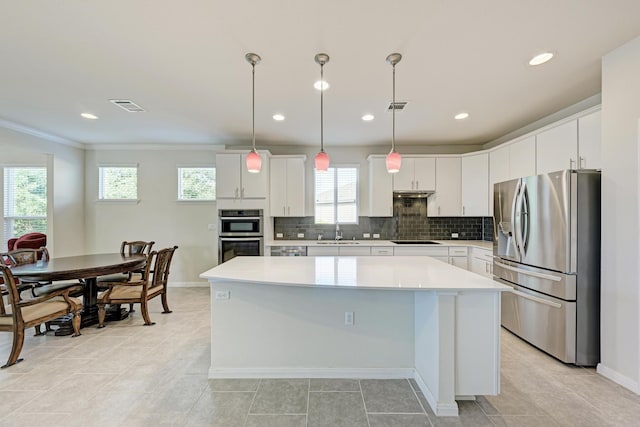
top-left (387, 101), bottom-right (408, 111)
top-left (109, 99), bottom-right (146, 112)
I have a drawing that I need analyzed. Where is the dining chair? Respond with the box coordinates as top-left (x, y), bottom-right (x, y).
top-left (0, 265), bottom-right (82, 368)
top-left (97, 245), bottom-right (177, 327)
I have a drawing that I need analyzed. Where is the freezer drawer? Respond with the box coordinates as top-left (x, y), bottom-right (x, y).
top-left (493, 258), bottom-right (576, 300)
top-left (500, 280), bottom-right (576, 364)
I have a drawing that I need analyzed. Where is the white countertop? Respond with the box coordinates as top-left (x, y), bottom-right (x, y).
top-left (200, 256), bottom-right (510, 292)
top-left (265, 239), bottom-right (493, 250)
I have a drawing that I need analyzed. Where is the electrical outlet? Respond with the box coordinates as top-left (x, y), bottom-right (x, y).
top-left (373, 233), bottom-right (380, 239)
top-left (344, 311), bottom-right (354, 326)
top-left (363, 233), bottom-right (370, 239)
top-left (208, 224), bottom-right (216, 231)
top-left (297, 233), bottom-right (305, 238)
top-left (451, 232), bottom-right (459, 239)
top-left (276, 233), bottom-right (284, 238)
top-left (215, 291), bottom-right (230, 300)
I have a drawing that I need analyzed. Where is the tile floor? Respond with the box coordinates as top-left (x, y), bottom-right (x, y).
top-left (1, 287), bottom-right (640, 426)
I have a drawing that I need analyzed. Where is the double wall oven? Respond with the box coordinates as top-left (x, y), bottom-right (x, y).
top-left (218, 209), bottom-right (263, 264)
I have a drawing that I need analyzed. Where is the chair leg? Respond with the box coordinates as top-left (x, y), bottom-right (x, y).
top-left (34, 325), bottom-right (44, 336)
top-left (161, 292), bottom-right (172, 314)
top-left (2, 329), bottom-right (25, 368)
top-left (97, 304), bottom-right (106, 328)
top-left (141, 301), bottom-right (155, 326)
top-left (129, 303), bottom-right (135, 313)
top-left (71, 309), bottom-right (82, 337)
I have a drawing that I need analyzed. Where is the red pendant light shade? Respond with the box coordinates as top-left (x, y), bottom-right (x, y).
top-left (246, 149), bottom-right (262, 173)
top-left (386, 150), bottom-right (402, 173)
top-left (315, 150), bottom-right (330, 171)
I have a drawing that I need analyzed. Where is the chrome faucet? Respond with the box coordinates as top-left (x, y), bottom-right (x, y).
top-left (335, 223), bottom-right (343, 240)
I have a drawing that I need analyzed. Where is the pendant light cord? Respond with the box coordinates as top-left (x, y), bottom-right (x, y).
top-left (392, 63), bottom-right (396, 152)
top-left (320, 62), bottom-right (324, 153)
top-left (251, 62), bottom-right (256, 151)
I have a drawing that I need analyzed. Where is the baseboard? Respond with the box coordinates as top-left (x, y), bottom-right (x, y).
top-left (413, 370), bottom-right (459, 416)
top-left (208, 367), bottom-right (415, 379)
top-left (597, 363), bottom-right (640, 394)
top-left (169, 282), bottom-right (209, 288)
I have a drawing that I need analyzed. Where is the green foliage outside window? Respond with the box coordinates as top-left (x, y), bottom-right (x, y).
top-left (179, 167), bottom-right (216, 200)
top-left (3, 167), bottom-right (47, 239)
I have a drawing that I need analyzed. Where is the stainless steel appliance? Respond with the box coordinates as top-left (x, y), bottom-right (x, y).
top-left (493, 170), bottom-right (600, 366)
top-left (270, 246), bottom-right (307, 256)
top-left (218, 209), bottom-right (263, 263)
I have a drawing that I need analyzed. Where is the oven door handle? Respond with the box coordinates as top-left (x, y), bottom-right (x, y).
top-left (219, 217), bottom-right (263, 220)
top-left (219, 237), bottom-right (262, 241)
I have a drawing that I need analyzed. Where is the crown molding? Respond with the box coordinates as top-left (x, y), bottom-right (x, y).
top-left (0, 118), bottom-right (85, 149)
top-left (85, 143), bottom-right (227, 151)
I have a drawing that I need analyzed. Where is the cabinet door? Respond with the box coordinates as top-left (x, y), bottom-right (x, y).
top-left (489, 146), bottom-right (509, 216)
top-left (307, 246), bottom-right (339, 256)
top-left (369, 157), bottom-right (393, 216)
top-left (240, 153), bottom-right (268, 198)
top-left (392, 158), bottom-right (415, 191)
top-left (429, 157), bottom-right (461, 216)
top-left (470, 257), bottom-right (491, 278)
top-left (509, 136), bottom-right (536, 179)
top-left (461, 153), bottom-right (489, 216)
top-left (450, 256), bottom-right (468, 270)
top-left (269, 158), bottom-right (288, 216)
top-left (578, 110), bottom-right (601, 170)
top-left (285, 157), bottom-right (306, 216)
top-left (339, 246), bottom-right (371, 256)
top-left (413, 158), bottom-right (436, 191)
top-left (215, 153), bottom-right (241, 198)
top-left (536, 121), bottom-right (578, 175)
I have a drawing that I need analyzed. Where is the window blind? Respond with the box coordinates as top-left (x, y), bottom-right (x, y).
top-left (99, 166), bottom-right (138, 200)
top-left (314, 167), bottom-right (358, 224)
top-left (3, 167), bottom-right (47, 247)
top-left (178, 167), bottom-right (216, 200)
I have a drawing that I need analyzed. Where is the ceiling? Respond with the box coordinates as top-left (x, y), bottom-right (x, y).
top-left (2, 1), bottom-right (640, 149)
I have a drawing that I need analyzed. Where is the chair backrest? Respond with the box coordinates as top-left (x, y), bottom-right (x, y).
top-left (146, 246), bottom-right (178, 292)
top-left (120, 241), bottom-right (155, 256)
top-left (0, 265), bottom-right (20, 311)
top-left (8, 232), bottom-right (47, 252)
top-left (7, 248), bottom-right (50, 266)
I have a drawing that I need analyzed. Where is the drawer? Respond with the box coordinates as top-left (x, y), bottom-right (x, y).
top-left (371, 247), bottom-right (394, 256)
top-left (339, 246), bottom-right (371, 256)
top-left (393, 246), bottom-right (449, 257)
top-left (448, 247), bottom-right (468, 256)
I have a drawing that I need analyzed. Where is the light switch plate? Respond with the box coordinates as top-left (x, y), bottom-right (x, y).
top-left (297, 233), bottom-right (305, 238)
top-left (373, 233), bottom-right (380, 239)
top-left (276, 233), bottom-right (284, 238)
top-left (208, 224), bottom-right (216, 231)
top-left (451, 232), bottom-right (459, 238)
top-left (363, 233), bottom-right (370, 239)
top-left (215, 291), bottom-right (230, 300)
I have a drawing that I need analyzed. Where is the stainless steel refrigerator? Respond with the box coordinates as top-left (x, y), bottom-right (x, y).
top-left (493, 169), bottom-right (601, 366)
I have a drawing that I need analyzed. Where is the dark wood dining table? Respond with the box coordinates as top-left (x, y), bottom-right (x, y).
top-left (10, 253), bottom-right (146, 335)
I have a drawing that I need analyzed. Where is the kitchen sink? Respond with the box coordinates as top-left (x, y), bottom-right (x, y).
top-left (391, 240), bottom-right (441, 245)
top-left (316, 241), bottom-right (360, 245)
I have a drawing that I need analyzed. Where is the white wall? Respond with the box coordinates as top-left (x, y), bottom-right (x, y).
top-left (598, 35), bottom-right (640, 393)
top-left (84, 147), bottom-right (219, 285)
top-left (0, 127), bottom-right (85, 257)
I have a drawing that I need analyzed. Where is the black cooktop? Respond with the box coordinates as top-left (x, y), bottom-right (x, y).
top-left (391, 240), bottom-right (441, 245)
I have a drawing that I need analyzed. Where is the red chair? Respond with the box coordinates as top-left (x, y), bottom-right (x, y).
top-left (7, 233), bottom-right (47, 259)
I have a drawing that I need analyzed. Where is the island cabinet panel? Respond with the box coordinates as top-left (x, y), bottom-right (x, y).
top-left (216, 152), bottom-right (268, 199)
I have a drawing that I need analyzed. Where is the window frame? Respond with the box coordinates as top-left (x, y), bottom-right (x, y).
top-left (97, 164), bottom-right (140, 203)
top-left (177, 165), bottom-right (216, 202)
top-left (314, 164), bottom-right (359, 225)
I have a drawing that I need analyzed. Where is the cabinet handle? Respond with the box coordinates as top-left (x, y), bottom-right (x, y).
top-left (438, 206), bottom-right (441, 215)
top-left (579, 156), bottom-right (585, 169)
top-left (485, 263), bottom-right (488, 273)
top-left (462, 206), bottom-right (465, 216)
top-left (235, 188), bottom-right (239, 198)
top-left (416, 180), bottom-right (419, 189)
top-left (283, 206), bottom-right (286, 216)
top-left (411, 180), bottom-right (415, 190)
top-left (241, 188), bottom-right (245, 198)
top-left (288, 206), bottom-right (290, 215)
top-left (569, 158), bottom-right (576, 169)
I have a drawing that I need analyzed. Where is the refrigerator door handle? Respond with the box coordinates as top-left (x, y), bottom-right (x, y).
top-left (512, 180), bottom-right (524, 259)
top-left (511, 289), bottom-right (563, 309)
top-left (520, 181), bottom-right (530, 256)
top-left (494, 260), bottom-right (563, 282)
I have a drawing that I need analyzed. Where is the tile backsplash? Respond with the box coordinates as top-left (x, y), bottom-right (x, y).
top-left (273, 198), bottom-right (493, 241)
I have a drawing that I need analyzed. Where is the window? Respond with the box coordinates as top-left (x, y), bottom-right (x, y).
top-left (98, 166), bottom-right (138, 200)
top-left (3, 167), bottom-right (47, 246)
top-left (178, 167), bottom-right (216, 201)
top-left (314, 166), bottom-right (358, 224)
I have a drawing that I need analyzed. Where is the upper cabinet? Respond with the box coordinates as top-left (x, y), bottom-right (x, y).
top-left (270, 156), bottom-right (306, 217)
top-left (428, 157), bottom-right (461, 217)
top-left (536, 120), bottom-right (578, 175)
top-left (216, 152), bottom-right (268, 199)
top-left (577, 110), bottom-right (601, 170)
top-left (368, 156), bottom-right (393, 217)
top-left (508, 136), bottom-right (536, 180)
top-left (461, 153), bottom-right (489, 216)
top-left (393, 157), bottom-right (436, 192)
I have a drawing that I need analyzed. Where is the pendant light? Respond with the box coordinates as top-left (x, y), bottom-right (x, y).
top-left (386, 53), bottom-right (402, 173)
top-left (245, 53), bottom-right (262, 173)
top-left (314, 53), bottom-right (330, 171)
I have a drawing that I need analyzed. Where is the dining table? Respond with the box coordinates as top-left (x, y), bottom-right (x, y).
top-left (10, 253), bottom-right (147, 335)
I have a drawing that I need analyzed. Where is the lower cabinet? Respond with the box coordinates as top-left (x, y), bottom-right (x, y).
top-left (307, 246), bottom-right (372, 256)
top-left (470, 247), bottom-right (493, 278)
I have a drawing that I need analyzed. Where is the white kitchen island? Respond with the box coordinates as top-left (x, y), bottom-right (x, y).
top-left (200, 256), bottom-right (511, 416)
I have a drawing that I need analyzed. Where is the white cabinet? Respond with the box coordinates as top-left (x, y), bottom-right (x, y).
top-left (393, 157), bottom-right (436, 192)
top-left (428, 157), bottom-right (461, 217)
top-left (461, 153), bottom-right (489, 216)
top-left (489, 145), bottom-right (509, 216)
top-left (270, 156), bottom-right (305, 217)
top-left (307, 245), bottom-right (371, 256)
top-left (448, 246), bottom-right (469, 270)
top-left (536, 120), bottom-right (579, 175)
top-left (578, 110), bottom-right (601, 170)
top-left (371, 247), bottom-right (394, 256)
top-left (338, 246), bottom-right (371, 256)
top-left (368, 156), bottom-right (393, 217)
top-left (508, 136), bottom-right (536, 180)
top-left (393, 246), bottom-right (449, 257)
top-left (470, 247), bottom-right (493, 278)
top-left (216, 152), bottom-right (268, 199)
top-left (307, 246), bottom-right (339, 256)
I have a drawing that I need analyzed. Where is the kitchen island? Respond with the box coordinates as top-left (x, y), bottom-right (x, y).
top-left (200, 256), bottom-right (511, 416)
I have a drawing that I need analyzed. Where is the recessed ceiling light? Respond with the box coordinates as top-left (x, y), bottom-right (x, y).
top-left (273, 114), bottom-right (285, 121)
top-left (529, 52), bottom-right (554, 66)
top-left (314, 80), bottom-right (329, 91)
top-left (81, 113), bottom-right (98, 120)
top-left (362, 114), bottom-right (375, 121)
top-left (454, 112), bottom-right (469, 120)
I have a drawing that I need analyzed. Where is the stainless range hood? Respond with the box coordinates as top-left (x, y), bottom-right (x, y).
top-left (393, 190), bottom-right (434, 198)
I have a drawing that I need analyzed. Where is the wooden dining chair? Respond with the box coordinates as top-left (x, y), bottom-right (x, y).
top-left (0, 265), bottom-right (82, 368)
top-left (97, 245), bottom-right (177, 328)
